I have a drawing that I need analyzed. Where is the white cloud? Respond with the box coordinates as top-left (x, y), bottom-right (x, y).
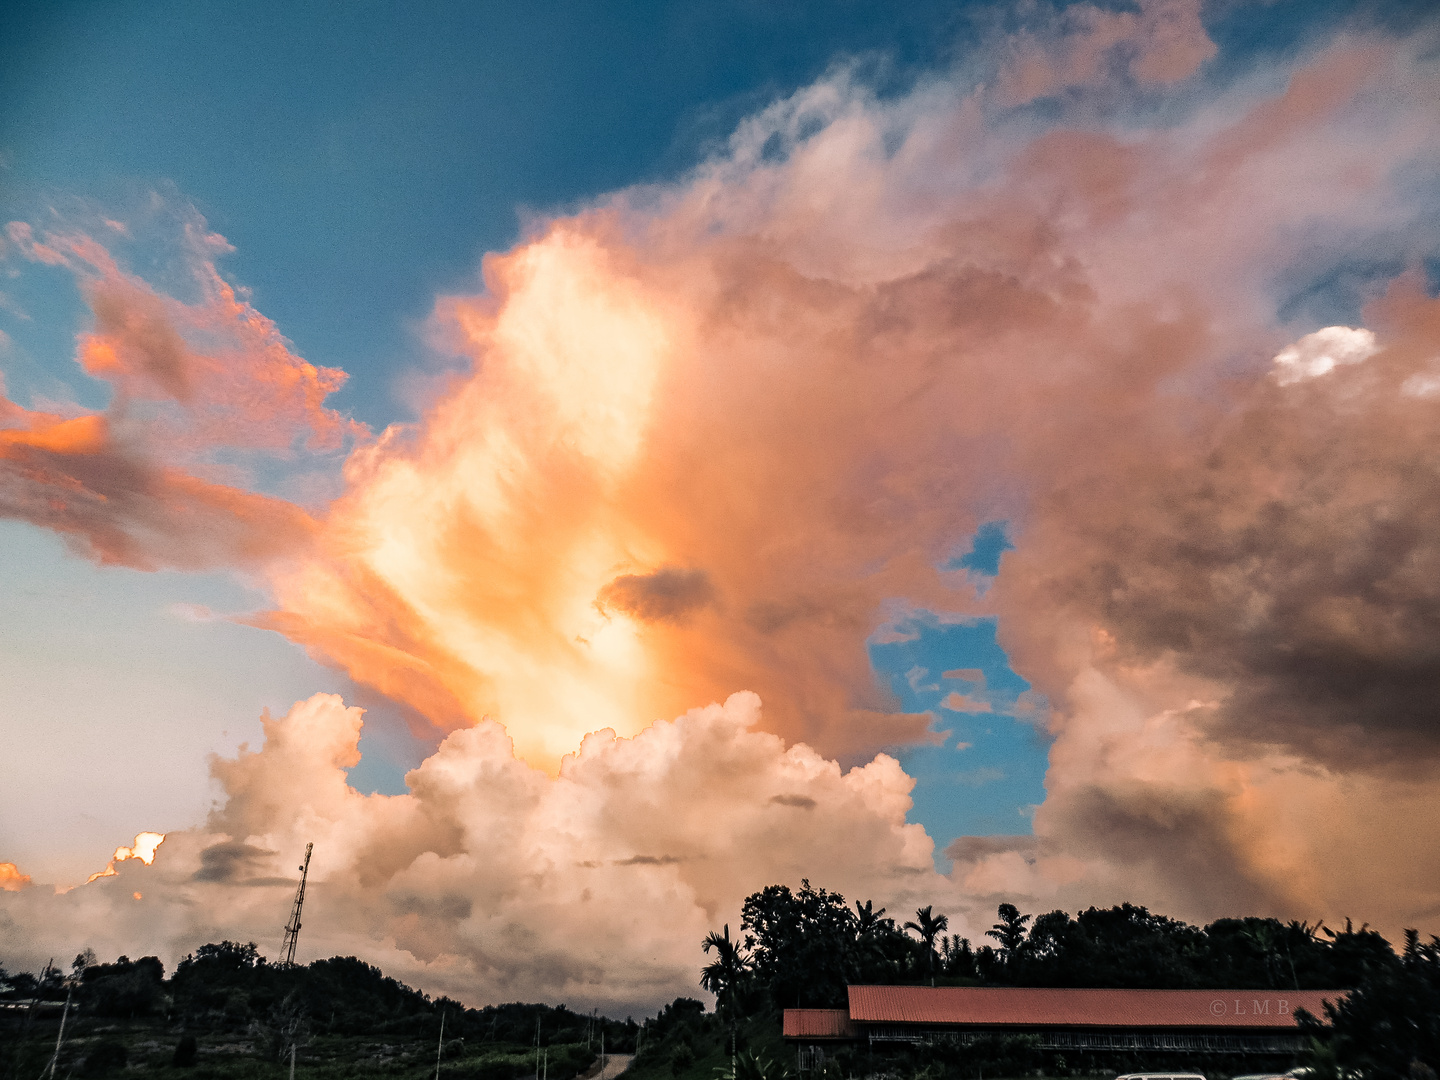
top-left (0, 692), bottom-right (952, 1015)
top-left (1271, 326), bottom-right (1379, 385)
top-left (1401, 369), bottom-right (1440, 398)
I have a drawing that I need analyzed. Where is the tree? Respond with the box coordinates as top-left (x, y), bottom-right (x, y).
top-left (71, 949), bottom-right (97, 981)
top-left (81, 956), bottom-right (165, 1017)
top-left (985, 904), bottom-right (1031, 977)
top-left (851, 900), bottom-right (912, 986)
top-left (741, 881), bottom-right (856, 1007)
top-left (939, 935), bottom-right (977, 980)
top-left (1299, 928), bottom-right (1440, 1078)
top-left (854, 901), bottom-right (886, 937)
top-left (700, 923), bottom-right (752, 1045)
top-left (904, 906), bottom-right (949, 985)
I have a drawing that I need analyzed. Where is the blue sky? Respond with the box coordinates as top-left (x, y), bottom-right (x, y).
top-left (2, 0), bottom-right (1430, 881)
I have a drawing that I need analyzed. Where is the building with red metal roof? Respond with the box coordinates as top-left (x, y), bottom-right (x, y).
top-left (781, 985), bottom-right (1343, 1056)
top-left (782, 1009), bottom-right (857, 1041)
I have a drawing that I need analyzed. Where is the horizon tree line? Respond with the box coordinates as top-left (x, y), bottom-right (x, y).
top-left (697, 879), bottom-right (1440, 1079)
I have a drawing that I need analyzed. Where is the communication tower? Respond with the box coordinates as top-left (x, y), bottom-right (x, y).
top-left (280, 842), bottom-right (313, 967)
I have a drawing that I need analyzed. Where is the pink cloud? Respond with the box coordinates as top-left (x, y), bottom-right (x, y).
top-left (0, 209), bottom-right (364, 569)
top-left (940, 692), bottom-right (993, 714)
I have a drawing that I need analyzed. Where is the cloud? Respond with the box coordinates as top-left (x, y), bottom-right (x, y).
top-left (0, 692), bottom-right (949, 1014)
top-left (1271, 325), bottom-right (1379, 385)
top-left (992, 0), bottom-right (1216, 107)
top-left (5, 2), bottom-right (1440, 1001)
top-left (940, 692), bottom-right (993, 714)
top-left (596, 567), bottom-right (716, 623)
top-left (191, 841), bottom-right (279, 884)
top-left (85, 832), bottom-right (167, 884)
top-left (769, 794), bottom-right (818, 810)
top-left (0, 206), bottom-right (362, 570)
top-left (0, 863), bottom-right (31, 892)
top-left (954, 766), bottom-right (1006, 787)
top-left (248, 27), bottom-right (1440, 809)
top-left (943, 669), bottom-right (985, 684)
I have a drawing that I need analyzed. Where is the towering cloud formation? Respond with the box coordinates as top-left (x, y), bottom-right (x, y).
top-left (4, 4), bottom-right (1440, 1007)
top-left (0, 693), bottom-right (937, 1015)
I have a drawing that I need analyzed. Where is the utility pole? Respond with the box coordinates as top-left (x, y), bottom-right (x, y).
top-left (22, 958), bottom-right (52, 1050)
top-left (289, 1043), bottom-right (296, 1080)
top-left (281, 843), bottom-right (314, 967)
top-left (435, 1008), bottom-right (446, 1080)
top-left (45, 984), bottom-right (73, 1080)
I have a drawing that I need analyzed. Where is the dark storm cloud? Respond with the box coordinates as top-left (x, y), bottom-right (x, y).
top-left (596, 567), bottom-right (715, 623)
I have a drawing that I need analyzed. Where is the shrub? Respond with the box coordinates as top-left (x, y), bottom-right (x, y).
top-left (669, 1043), bottom-right (696, 1076)
top-left (173, 1035), bottom-right (198, 1067)
top-left (80, 1039), bottom-right (128, 1076)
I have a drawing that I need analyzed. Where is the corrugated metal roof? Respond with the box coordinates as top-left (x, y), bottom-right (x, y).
top-left (846, 986), bottom-right (1342, 1030)
top-left (783, 1009), bottom-right (857, 1039)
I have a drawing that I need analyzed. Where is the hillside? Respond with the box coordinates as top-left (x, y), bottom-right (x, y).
top-left (1, 944), bottom-right (634, 1080)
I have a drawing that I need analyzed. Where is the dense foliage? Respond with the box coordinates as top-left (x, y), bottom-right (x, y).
top-left (691, 880), bottom-right (1435, 1076)
top-left (0, 944), bottom-right (633, 1080)
top-left (727, 880), bottom-right (1400, 1010)
top-left (1297, 927), bottom-right (1440, 1079)
top-left (3, 884), bottom-right (1434, 1079)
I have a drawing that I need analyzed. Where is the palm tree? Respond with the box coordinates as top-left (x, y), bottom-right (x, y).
top-left (903, 906), bottom-right (949, 985)
top-left (701, 924), bottom-right (752, 1017)
top-left (985, 903), bottom-right (1032, 974)
top-left (701, 924), bottom-right (752, 1070)
top-left (854, 900), bottom-right (887, 937)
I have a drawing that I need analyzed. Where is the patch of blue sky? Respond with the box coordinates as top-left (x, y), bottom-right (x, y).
top-left (868, 610), bottom-right (1050, 873)
top-left (945, 519), bottom-right (1014, 577)
top-left (0, 259), bottom-right (98, 411)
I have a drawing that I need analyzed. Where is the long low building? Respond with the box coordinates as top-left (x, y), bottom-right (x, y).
top-left (783, 985), bottom-right (1344, 1055)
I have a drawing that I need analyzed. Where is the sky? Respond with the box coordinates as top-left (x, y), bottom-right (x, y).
top-left (2, 0), bottom-right (1439, 1015)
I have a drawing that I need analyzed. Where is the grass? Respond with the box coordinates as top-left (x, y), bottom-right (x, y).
top-left (0, 1014), bottom-right (599, 1080)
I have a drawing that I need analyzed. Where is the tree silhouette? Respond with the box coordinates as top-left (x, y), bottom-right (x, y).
top-left (741, 881), bottom-right (857, 1007)
top-left (986, 904), bottom-right (1032, 971)
top-left (700, 924), bottom-right (751, 1023)
top-left (854, 900), bottom-right (887, 937)
top-left (701, 922), bottom-right (752, 1072)
top-left (1299, 927), bottom-right (1440, 1076)
top-left (904, 906), bottom-right (949, 985)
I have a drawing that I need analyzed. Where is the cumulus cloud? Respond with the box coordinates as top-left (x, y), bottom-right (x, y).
top-left (0, 863), bottom-right (32, 892)
top-left (0, 692), bottom-right (946, 1014)
top-left (1271, 325), bottom-right (1380, 384)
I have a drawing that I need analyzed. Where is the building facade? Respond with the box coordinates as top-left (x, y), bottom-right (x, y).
top-left (782, 985), bottom-right (1342, 1057)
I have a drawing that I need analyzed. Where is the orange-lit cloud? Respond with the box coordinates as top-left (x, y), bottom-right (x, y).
top-left (0, 209), bottom-right (359, 570)
top-left (86, 832), bottom-right (166, 883)
top-left (255, 26), bottom-right (1440, 940)
top-left (3, 8), bottom-right (1440, 1008)
top-left (0, 862), bottom-right (32, 892)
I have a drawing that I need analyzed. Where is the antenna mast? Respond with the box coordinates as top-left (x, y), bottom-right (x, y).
top-left (281, 842), bottom-right (313, 967)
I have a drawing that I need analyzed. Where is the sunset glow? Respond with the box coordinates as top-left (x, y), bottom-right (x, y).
top-left (84, 832), bottom-right (166, 883)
